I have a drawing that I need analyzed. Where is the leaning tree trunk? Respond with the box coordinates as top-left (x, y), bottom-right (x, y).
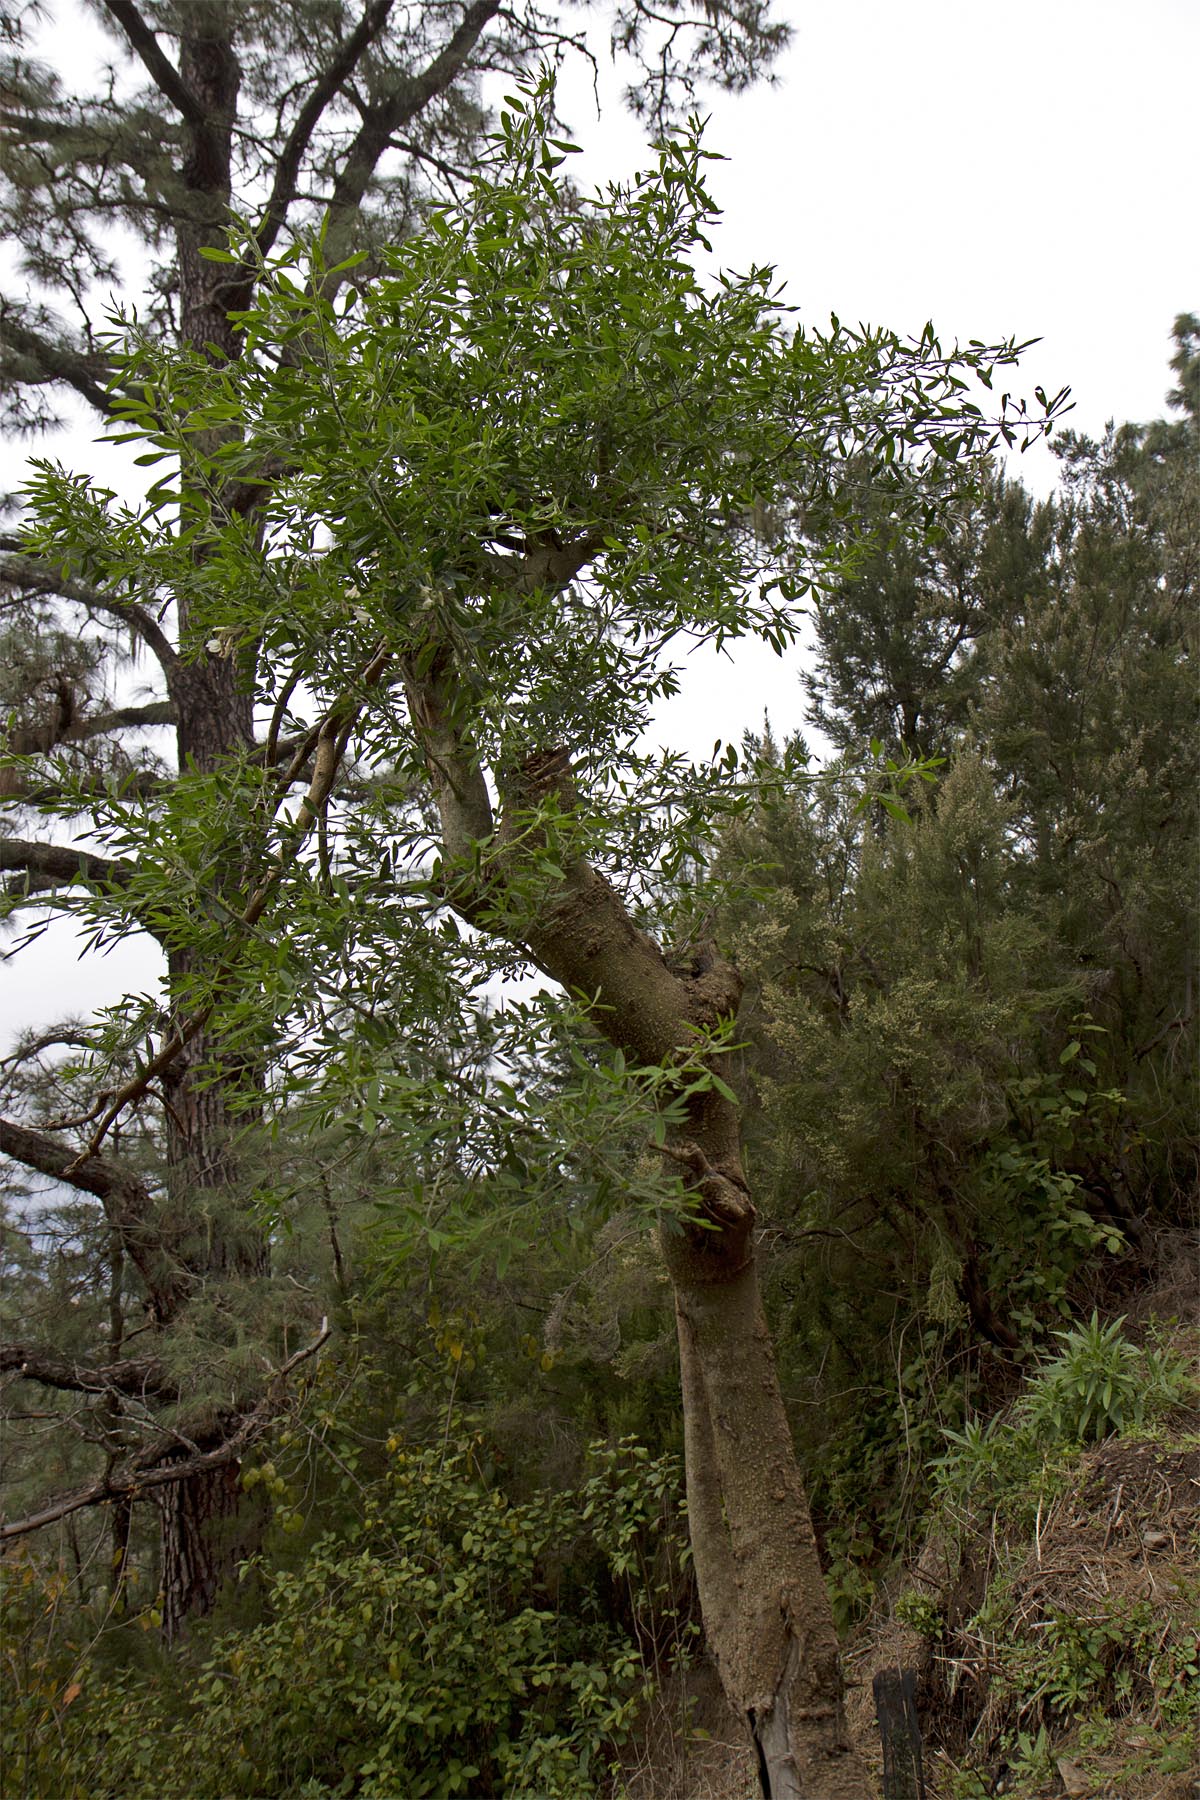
top-left (649, 993), bottom-right (870, 1798)
top-left (402, 702), bottom-right (876, 1798)
top-left (541, 922), bottom-right (872, 1796)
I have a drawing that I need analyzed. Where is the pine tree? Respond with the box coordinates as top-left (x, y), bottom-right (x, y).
top-left (977, 324), bottom-right (1198, 1185)
top-left (802, 467), bottom-right (1056, 764)
top-left (727, 330), bottom-right (1197, 1522)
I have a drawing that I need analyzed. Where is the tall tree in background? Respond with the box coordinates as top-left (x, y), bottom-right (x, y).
top-left (977, 317), bottom-right (1198, 1191)
top-left (0, 0), bottom-right (786, 1635)
top-left (802, 469), bottom-right (1056, 765)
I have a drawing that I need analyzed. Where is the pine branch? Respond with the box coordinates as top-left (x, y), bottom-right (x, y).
top-left (0, 1319), bottom-right (330, 1543)
top-left (97, 0), bottom-right (206, 128)
top-left (0, 109), bottom-right (88, 143)
top-left (63, 644), bottom-right (393, 1163)
top-left (0, 839), bottom-right (134, 897)
top-left (323, 0), bottom-right (500, 264)
top-left (0, 307), bottom-right (117, 420)
top-left (0, 550), bottom-right (179, 675)
top-left (0, 1343), bottom-right (177, 1403)
top-left (0, 1116), bottom-right (179, 1314)
top-left (4, 700), bottom-right (175, 758)
top-left (0, 773), bottom-right (166, 807)
top-left (254, 0), bottom-right (397, 261)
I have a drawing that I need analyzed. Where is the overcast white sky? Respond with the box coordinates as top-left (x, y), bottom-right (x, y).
top-left (3, 0), bottom-right (1197, 1034)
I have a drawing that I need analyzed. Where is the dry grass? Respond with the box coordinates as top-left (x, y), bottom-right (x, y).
top-left (610, 1660), bottom-right (757, 1800)
top-left (936, 1432), bottom-right (1199, 1786)
top-left (613, 1426), bottom-right (1198, 1798)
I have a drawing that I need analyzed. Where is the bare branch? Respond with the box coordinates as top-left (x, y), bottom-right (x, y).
top-left (0, 839), bottom-right (134, 898)
top-left (1134, 1009), bottom-right (1195, 1061)
top-left (254, 0), bottom-right (397, 261)
top-left (0, 1115), bottom-right (143, 1208)
top-left (98, 0), bottom-right (205, 128)
top-left (4, 700), bottom-right (175, 759)
top-left (263, 666), bottom-right (306, 770)
top-left (0, 306), bottom-right (117, 420)
top-left (0, 1318), bottom-right (330, 1543)
top-left (0, 1028), bottom-right (93, 1073)
top-left (385, 135), bottom-right (475, 191)
top-left (482, 527), bottom-right (610, 595)
top-left (206, 442), bottom-right (293, 523)
top-left (401, 641), bottom-right (495, 888)
top-left (1, 1343), bottom-right (177, 1403)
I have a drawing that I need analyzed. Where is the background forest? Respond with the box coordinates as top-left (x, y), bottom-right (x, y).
top-left (0, 4), bottom-right (1196, 1798)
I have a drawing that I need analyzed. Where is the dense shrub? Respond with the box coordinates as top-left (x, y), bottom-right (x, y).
top-left (1, 1435), bottom-right (689, 1800)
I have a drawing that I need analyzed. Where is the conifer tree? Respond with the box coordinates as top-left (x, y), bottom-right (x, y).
top-left (725, 330), bottom-right (1197, 1517)
top-left (802, 469), bottom-right (1056, 764)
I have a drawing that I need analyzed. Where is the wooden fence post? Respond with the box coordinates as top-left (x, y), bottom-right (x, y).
top-left (872, 1666), bottom-right (925, 1800)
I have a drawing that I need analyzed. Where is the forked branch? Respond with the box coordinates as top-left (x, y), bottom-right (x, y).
top-left (254, 0), bottom-right (398, 260)
top-left (98, 0), bottom-right (206, 127)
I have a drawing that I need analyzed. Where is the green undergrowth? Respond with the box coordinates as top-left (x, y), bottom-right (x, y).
top-left (0, 1433), bottom-right (693, 1800)
top-left (893, 1315), bottom-right (1199, 1798)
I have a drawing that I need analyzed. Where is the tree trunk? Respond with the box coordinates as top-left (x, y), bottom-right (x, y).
top-left (157, 1462), bottom-right (249, 1643)
top-left (404, 668), bottom-right (878, 1796)
top-left (665, 1218), bottom-right (872, 1798)
top-left (153, 1018), bottom-right (267, 1633)
top-left (119, 17), bottom-right (268, 1637)
top-left (151, 661), bottom-right (265, 1628)
top-left (109, 1495), bottom-right (132, 1613)
top-left (526, 917), bottom-right (876, 1791)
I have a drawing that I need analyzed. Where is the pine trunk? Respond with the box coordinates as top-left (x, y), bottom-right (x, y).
top-left (157, 1463), bottom-right (251, 1643)
top-left (145, 20), bottom-right (269, 1630)
top-left (153, 664), bottom-right (265, 1627)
